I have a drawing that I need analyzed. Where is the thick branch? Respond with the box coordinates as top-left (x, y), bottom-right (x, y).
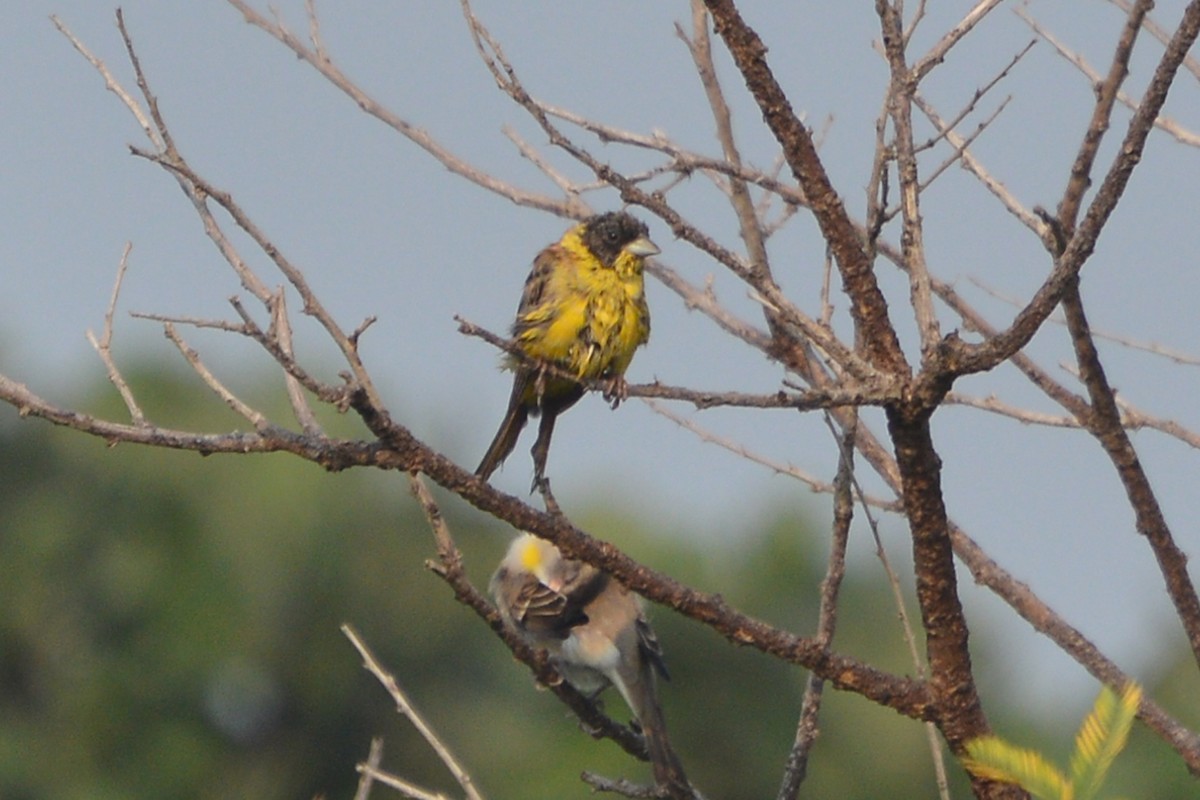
top-left (0, 373), bottom-right (380, 471)
top-left (346, 391), bottom-right (934, 720)
top-left (1061, 283), bottom-right (1200, 667)
top-left (886, 409), bottom-right (1024, 800)
top-left (1055, 0), bottom-right (1153, 235)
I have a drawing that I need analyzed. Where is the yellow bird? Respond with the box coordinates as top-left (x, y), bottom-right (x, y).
top-left (475, 212), bottom-right (658, 487)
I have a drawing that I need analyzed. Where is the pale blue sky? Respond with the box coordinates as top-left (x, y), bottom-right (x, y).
top-left (4, 1), bottom-right (1199, 715)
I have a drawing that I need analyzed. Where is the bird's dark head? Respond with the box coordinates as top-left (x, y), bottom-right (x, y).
top-left (581, 212), bottom-right (660, 268)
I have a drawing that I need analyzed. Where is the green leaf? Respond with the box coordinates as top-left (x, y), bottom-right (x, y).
top-left (1068, 682), bottom-right (1141, 800)
top-left (963, 736), bottom-right (1072, 800)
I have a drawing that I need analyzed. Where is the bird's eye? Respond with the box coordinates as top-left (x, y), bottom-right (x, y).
top-left (605, 228), bottom-right (620, 243)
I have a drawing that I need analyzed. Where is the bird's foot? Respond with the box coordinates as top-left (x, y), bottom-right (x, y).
top-left (533, 475), bottom-right (564, 516)
top-left (601, 375), bottom-right (628, 408)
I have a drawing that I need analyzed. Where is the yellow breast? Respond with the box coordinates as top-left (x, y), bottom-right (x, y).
top-left (515, 229), bottom-right (649, 382)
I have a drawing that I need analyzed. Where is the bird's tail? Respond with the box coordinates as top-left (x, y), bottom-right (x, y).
top-left (630, 666), bottom-right (692, 796)
top-left (475, 372), bottom-right (531, 481)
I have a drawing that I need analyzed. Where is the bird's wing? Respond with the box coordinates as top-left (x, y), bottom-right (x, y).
top-left (636, 615), bottom-right (670, 682)
top-left (512, 574), bottom-right (588, 641)
top-left (512, 245), bottom-right (566, 336)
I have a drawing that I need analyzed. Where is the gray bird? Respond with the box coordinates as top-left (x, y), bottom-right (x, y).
top-left (490, 533), bottom-right (690, 793)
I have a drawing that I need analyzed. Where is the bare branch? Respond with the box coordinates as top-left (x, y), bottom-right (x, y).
top-left (270, 289), bottom-right (323, 436)
top-left (132, 143), bottom-right (384, 407)
top-left (1054, 0), bottom-right (1154, 235)
top-left (944, 393), bottom-right (1081, 429)
top-left (916, 96), bottom-right (1011, 195)
top-left (912, 93), bottom-right (1043, 235)
top-left (912, 0), bottom-right (1007, 82)
top-left (702, 0), bottom-right (908, 375)
top-left (343, 623), bottom-right (486, 800)
top-left (645, 262), bottom-right (775, 354)
top-left (776, 418), bottom-right (855, 800)
top-left (50, 15), bottom-right (161, 148)
top-left (161, 322), bottom-right (269, 430)
top-left (502, 124), bottom-right (580, 198)
top-left (644, 399), bottom-right (901, 513)
top-left (1108, 0), bottom-right (1200, 81)
top-left (356, 761), bottom-right (452, 800)
top-left (1061, 283), bottom-right (1200, 667)
top-left (948, 0), bottom-right (1200, 375)
top-left (1118, 401), bottom-right (1200, 450)
top-left (916, 39), bottom-right (1034, 157)
top-left (678, 2), bottom-right (770, 287)
top-left (876, 0), bottom-right (942, 359)
top-left (970, 275), bottom-right (1200, 367)
top-left (226, 0), bottom-right (582, 219)
top-left (86, 243), bottom-right (146, 426)
top-left (1019, 6), bottom-right (1200, 148)
top-left (0, 371), bottom-right (378, 468)
top-left (353, 738), bottom-right (385, 800)
top-left (130, 311), bottom-right (250, 335)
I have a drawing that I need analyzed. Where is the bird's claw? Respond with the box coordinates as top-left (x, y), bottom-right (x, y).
top-left (601, 375), bottom-right (628, 408)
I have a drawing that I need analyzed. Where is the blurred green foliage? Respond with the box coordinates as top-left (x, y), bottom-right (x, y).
top-left (1, 365), bottom-right (1196, 798)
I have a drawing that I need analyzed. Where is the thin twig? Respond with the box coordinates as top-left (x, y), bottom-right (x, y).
top-left (503, 124), bottom-right (580, 198)
top-left (1108, 0), bottom-right (1200, 81)
top-left (353, 738), bottom-right (385, 800)
top-left (876, 0), bottom-right (941, 359)
top-left (49, 15), bottom-right (161, 148)
top-left (162, 322), bottom-right (270, 430)
top-left (357, 762), bottom-right (451, 800)
top-left (916, 40), bottom-right (1035, 157)
top-left (1019, 5), bottom-right (1200, 148)
top-left (912, 0), bottom-right (1008, 81)
top-left (271, 289), bottom-right (324, 436)
top-left (945, 393), bottom-right (1081, 429)
top-left (912, 93), bottom-right (1043, 236)
top-left (581, 772), bottom-right (669, 798)
top-left (129, 311), bottom-right (250, 335)
top-left (227, 0), bottom-right (583, 219)
top-left (643, 399), bottom-right (903, 513)
top-left (915, 96), bottom-right (1011, 195)
top-left (342, 623), bottom-right (486, 800)
top-left (969, 275), bottom-right (1200, 366)
top-left (776, 416), bottom-right (855, 800)
top-left (86, 243), bottom-right (147, 426)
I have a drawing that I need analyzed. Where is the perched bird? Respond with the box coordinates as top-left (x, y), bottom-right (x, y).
top-left (490, 533), bottom-right (689, 792)
top-left (475, 212), bottom-right (658, 487)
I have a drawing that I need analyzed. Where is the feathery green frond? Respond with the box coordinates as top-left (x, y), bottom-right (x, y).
top-left (963, 736), bottom-right (1072, 800)
top-left (1069, 682), bottom-right (1141, 800)
top-left (963, 682), bottom-right (1142, 800)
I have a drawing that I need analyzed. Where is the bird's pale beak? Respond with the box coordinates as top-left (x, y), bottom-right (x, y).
top-left (624, 235), bottom-right (661, 258)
